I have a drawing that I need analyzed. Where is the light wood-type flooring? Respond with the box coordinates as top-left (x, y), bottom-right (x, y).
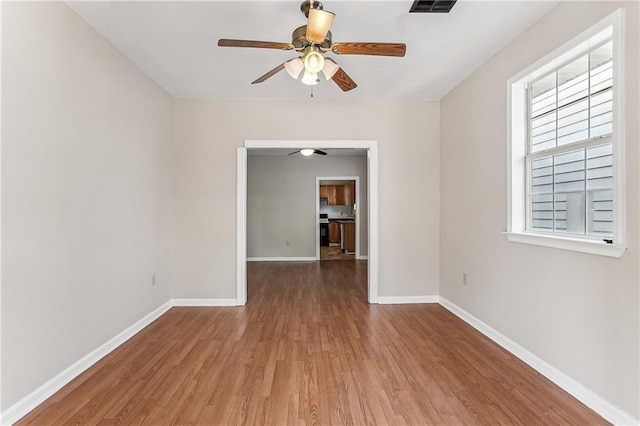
top-left (18, 261), bottom-right (606, 425)
top-left (320, 246), bottom-right (355, 261)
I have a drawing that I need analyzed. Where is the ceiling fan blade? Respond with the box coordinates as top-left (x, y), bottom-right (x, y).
top-left (218, 39), bottom-right (293, 51)
top-left (288, 151), bottom-right (299, 155)
top-left (251, 63), bottom-right (286, 84)
top-left (326, 59), bottom-right (357, 92)
top-left (332, 42), bottom-right (406, 57)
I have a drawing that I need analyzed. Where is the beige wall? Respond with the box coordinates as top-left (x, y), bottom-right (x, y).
top-left (247, 155), bottom-right (368, 258)
top-left (172, 99), bottom-right (440, 299)
top-left (1, 2), bottom-right (174, 409)
top-left (439, 1), bottom-right (639, 418)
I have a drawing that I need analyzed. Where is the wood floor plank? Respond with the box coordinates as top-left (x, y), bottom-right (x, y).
top-left (16, 261), bottom-right (608, 425)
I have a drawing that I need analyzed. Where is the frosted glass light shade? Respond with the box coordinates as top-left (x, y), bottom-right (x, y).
top-left (303, 50), bottom-right (325, 74)
top-left (306, 8), bottom-right (335, 43)
top-left (301, 71), bottom-right (320, 86)
top-left (322, 60), bottom-right (340, 80)
top-left (300, 149), bottom-right (315, 156)
top-left (284, 58), bottom-right (304, 79)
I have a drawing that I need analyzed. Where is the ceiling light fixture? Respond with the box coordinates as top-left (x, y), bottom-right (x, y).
top-left (322, 59), bottom-right (340, 80)
top-left (301, 70), bottom-right (320, 86)
top-left (306, 8), bottom-right (335, 43)
top-left (303, 48), bottom-right (325, 74)
top-left (284, 57), bottom-right (304, 79)
top-left (300, 148), bottom-right (315, 156)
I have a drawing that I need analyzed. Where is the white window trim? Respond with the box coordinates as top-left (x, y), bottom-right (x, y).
top-left (506, 9), bottom-right (625, 258)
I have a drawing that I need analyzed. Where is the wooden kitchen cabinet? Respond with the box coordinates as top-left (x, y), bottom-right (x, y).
top-left (335, 185), bottom-right (346, 205)
top-left (319, 185), bottom-right (328, 199)
top-left (343, 222), bottom-right (356, 253)
top-left (321, 185), bottom-right (339, 205)
top-left (329, 221), bottom-right (341, 244)
top-left (320, 182), bottom-right (354, 206)
top-left (342, 181), bottom-right (355, 205)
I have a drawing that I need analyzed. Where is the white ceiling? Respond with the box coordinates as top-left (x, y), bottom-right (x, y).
top-left (66, 0), bottom-right (559, 101)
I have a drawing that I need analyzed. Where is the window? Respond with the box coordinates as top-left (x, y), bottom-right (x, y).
top-left (507, 10), bottom-right (625, 257)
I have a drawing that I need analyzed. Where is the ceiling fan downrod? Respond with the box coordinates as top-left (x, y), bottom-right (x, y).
top-left (300, 0), bottom-right (324, 18)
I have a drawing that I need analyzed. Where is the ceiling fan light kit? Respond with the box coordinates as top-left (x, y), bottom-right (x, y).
top-left (218, 0), bottom-right (406, 92)
top-left (306, 8), bottom-right (335, 43)
top-left (284, 57), bottom-right (304, 79)
top-left (304, 47), bottom-right (325, 73)
top-left (300, 149), bottom-right (316, 156)
top-left (321, 59), bottom-right (340, 80)
top-left (301, 71), bottom-right (320, 86)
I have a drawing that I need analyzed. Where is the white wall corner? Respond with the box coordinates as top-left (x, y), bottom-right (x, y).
top-left (438, 297), bottom-right (638, 426)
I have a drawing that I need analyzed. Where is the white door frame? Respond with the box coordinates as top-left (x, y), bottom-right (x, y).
top-left (316, 176), bottom-right (360, 260)
top-left (237, 139), bottom-right (379, 305)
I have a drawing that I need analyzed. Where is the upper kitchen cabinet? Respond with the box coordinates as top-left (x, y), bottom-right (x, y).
top-left (320, 182), bottom-right (355, 206)
top-left (342, 181), bottom-right (355, 205)
top-left (319, 185), bottom-right (328, 199)
top-left (320, 185), bottom-right (338, 205)
top-left (321, 185), bottom-right (337, 205)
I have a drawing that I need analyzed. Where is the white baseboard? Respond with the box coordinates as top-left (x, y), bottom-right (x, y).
top-left (377, 295), bottom-right (439, 304)
top-left (0, 301), bottom-right (173, 426)
top-left (438, 297), bottom-right (638, 426)
top-left (172, 298), bottom-right (238, 307)
top-left (357, 255), bottom-right (368, 260)
top-left (247, 257), bottom-right (317, 262)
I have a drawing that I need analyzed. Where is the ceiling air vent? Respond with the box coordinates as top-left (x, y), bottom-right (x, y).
top-left (409, 0), bottom-right (457, 13)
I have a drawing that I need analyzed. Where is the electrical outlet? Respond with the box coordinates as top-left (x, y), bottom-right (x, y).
top-left (152, 273), bottom-right (156, 286)
top-left (462, 273), bottom-right (468, 285)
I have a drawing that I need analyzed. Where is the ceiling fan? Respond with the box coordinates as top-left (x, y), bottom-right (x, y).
top-left (218, 0), bottom-right (406, 92)
top-left (289, 149), bottom-right (327, 156)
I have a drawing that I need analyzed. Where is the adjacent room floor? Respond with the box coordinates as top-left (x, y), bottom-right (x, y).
top-left (17, 261), bottom-right (605, 425)
top-left (320, 245), bottom-right (355, 261)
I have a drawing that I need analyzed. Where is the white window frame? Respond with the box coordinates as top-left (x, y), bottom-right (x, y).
top-left (506, 9), bottom-right (625, 258)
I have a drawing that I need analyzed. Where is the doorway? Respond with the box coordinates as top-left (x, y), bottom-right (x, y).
top-left (316, 177), bottom-right (360, 261)
top-left (237, 140), bottom-right (379, 305)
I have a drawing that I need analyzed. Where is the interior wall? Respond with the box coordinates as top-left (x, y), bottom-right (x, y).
top-left (1, 2), bottom-right (174, 410)
top-left (172, 99), bottom-right (439, 299)
top-left (439, 1), bottom-right (639, 418)
top-left (247, 155), bottom-right (367, 258)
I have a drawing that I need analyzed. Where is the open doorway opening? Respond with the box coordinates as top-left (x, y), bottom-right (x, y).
top-left (237, 140), bottom-right (379, 305)
top-left (316, 177), bottom-right (360, 261)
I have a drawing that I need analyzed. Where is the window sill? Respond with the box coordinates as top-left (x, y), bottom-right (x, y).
top-left (504, 231), bottom-right (626, 258)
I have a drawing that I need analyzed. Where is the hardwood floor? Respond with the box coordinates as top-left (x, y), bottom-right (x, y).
top-left (18, 261), bottom-right (606, 425)
top-left (320, 246), bottom-right (355, 260)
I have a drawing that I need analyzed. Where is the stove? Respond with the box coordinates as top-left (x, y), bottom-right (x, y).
top-left (319, 214), bottom-right (329, 246)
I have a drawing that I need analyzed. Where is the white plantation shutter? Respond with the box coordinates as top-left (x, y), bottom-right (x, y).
top-left (527, 41), bottom-right (614, 238)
